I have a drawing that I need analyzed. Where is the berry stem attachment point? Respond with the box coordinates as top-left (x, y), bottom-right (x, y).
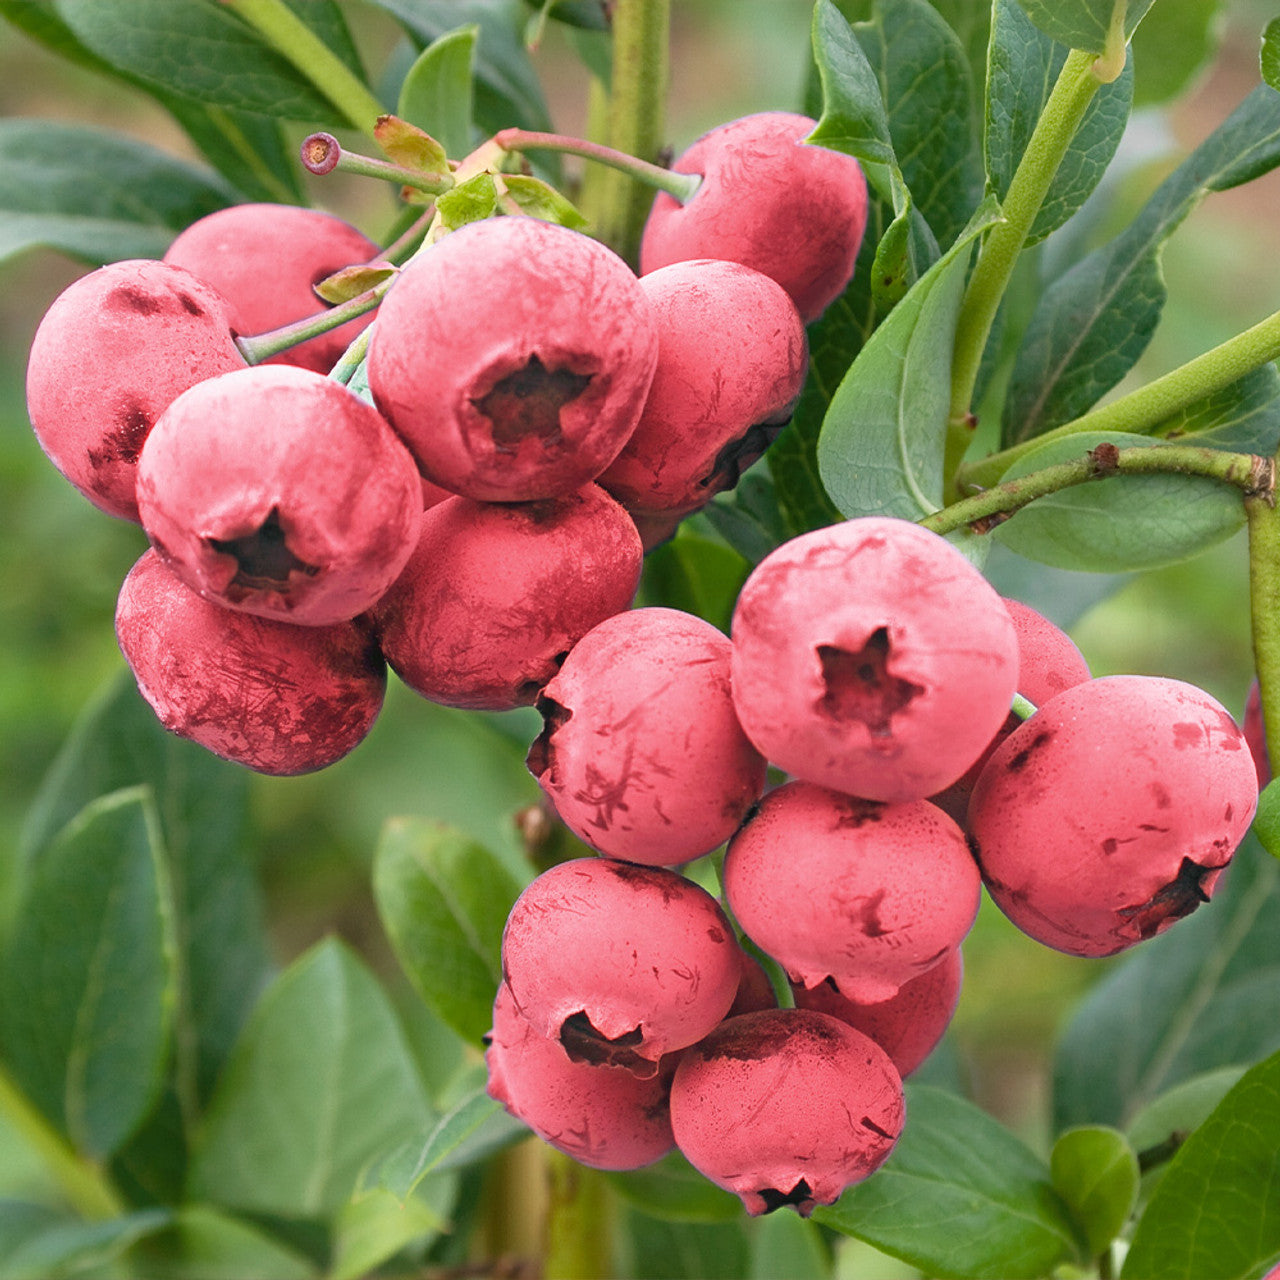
top-left (1011, 692), bottom-right (1039, 721)
top-left (300, 134), bottom-right (455, 196)
top-left (234, 280), bottom-right (389, 366)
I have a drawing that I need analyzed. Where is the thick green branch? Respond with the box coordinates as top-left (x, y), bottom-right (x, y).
top-left (922, 442), bottom-right (1273, 538)
top-left (1248, 489), bottom-right (1280, 753)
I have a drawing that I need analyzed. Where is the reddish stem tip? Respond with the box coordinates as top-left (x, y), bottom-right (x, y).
top-left (301, 132), bottom-right (341, 175)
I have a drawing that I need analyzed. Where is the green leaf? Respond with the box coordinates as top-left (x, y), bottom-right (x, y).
top-left (607, 1152), bottom-right (743, 1225)
top-left (396, 25), bottom-right (477, 158)
top-left (751, 1211), bottom-right (831, 1279)
top-left (1131, 0), bottom-right (1225, 107)
top-left (817, 196), bottom-right (1001, 520)
top-left (124, 1206), bottom-right (318, 1280)
top-left (928, 0), bottom-right (993, 112)
top-left (0, 1208), bottom-right (171, 1280)
top-left (0, 1204), bottom-right (66, 1264)
top-left (1266, 19), bottom-right (1280, 95)
top-left (991, 431), bottom-right (1246, 572)
top-left (500, 174), bottom-right (588, 228)
top-left (699, 471), bottom-right (797, 565)
top-left (1054, 837), bottom-right (1280, 1131)
top-left (620, 1211), bottom-right (751, 1280)
top-left (986, 0), bottom-right (1133, 246)
top-left (636, 534), bottom-right (751, 636)
top-left (373, 819), bottom-right (523, 1045)
top-left (23, 674), bottom-right (269, 1107)
top-left (188, 939), bottom-right (434, 1218)
top-left (1126, 1066), bottom-right (1248, 1168)
top-left (1003, 84), bottom-right (1280, 445)
top-left (1122, 1051), bottom-right (1280, 1280)
top-left (1012, 0), bottom-right (1156, 54)
top-left (1255, 778), bottom-right (1280, 860)
top-left (0, 787), bottom-right (175, 1159)
top-left (1153, 363), bottom-right (1280, 456)
top-left (50, 0), bottom-right (348, 123)
top-left (815, 1084), bottom-right (1084, 1278)
top-left (0, 118), bottom-right (232, 266)
top-left (436, 171), bottom-right (498, 229)
top-left (810, 0), bottom-right (897, 170)
top-left (331, 1181), bottom-right (455, 1280)
top-left (1049, 1126), bottom-right (1140, 1257)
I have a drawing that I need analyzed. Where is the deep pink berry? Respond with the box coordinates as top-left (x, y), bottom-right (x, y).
top-left (163, 203), bottom-right (379, 373)
top-left (724, 780), bottom-right (979, 1003)
top-left (485, 983), bottom-right (675, 1171)
top-left (368, 216), bottom-right (659, 501)
top-left (25, 259), bottom-right (246, 521)
top-left (669, 1009), bottom-right (903, 1216)
top-left (968, 675), bottom-right (1259, 957)
top-left (136, 364), bottom-right (421, 627)
top-left (500, 858), bottom-right (741, 1077)
top-left (528, 607), bottom-right (767, 866)
top-left (639, 113), bottom-right (869, 323)
top-left (116, 550), bottom-right (385, 775)
top-left (730, 517), bottom-right (1020, 802)
top-left (373, 486), bottom-right (643, 711)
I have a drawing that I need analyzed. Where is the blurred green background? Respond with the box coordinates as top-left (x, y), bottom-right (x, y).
top-left (1, 0), bottom-right (1278, 1187)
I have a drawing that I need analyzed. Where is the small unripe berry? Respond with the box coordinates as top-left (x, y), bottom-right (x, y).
top-left (500, 858), bottom-right (741, 1076)
top-left (969, 675), bottom-right (1259, 957)
top-left (368, 216), bottom-right (659, 501)
top-left (485, 983), bottom-right (675, 1171)
top-left (136, 365), bottom-right (421, 626)
top-left (163, 203), bottom-right (378, 373)
top-left (528, 607), bottom-right (767, 865)
top-left (730, 517), bottom-right (1019, 802)
top-left (25, 259), bottom-right (246, 521)
top-left (373, 486), bottom-right (643, 711)
top-left (669, 1009), bottom-right (903, 1216)
top-left (116, 550), bottom-right (384, 775)
top-left (724, 780), bottom-right (979, 1003)
top-left (639, 113), bottom-right (869, 323)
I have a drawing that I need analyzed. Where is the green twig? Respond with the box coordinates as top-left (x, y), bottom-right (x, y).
top-left (300, 132), bottom-right (454, 196)
top-left (234, 282), bottom-right (388, 365)
top-left (1249, 484), bottom-right (1280, 749)
top-left (220, 0), bottom-right (385, 138)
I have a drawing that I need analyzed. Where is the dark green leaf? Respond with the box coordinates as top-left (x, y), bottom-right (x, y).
top-left (986, 0), bottom-right (1133, 246)
top-left (992, 431), bottom-right (1246, 572)
top-left (816, 1084), bottom-right (1084, 1279)
top-left (1012, 0), bottom-right (1156, 54)
top-left (0, 119), bottom-right (232, 266)
top-left (817, 196), bottom-right (1000, 520)
top-left (396, 25), bottom-right (477, 158)
top-left (373, 818), bottom-right (523, 1044)
top-left (1265, 19), bottom-right (1280, 94)
top-left (331, 1181), bottom-right (455, 1280)
top-left (23, 674), bottom-right (269, 1107)
top-left (1153, 363), bottom-right (1280, 456)
top-left (809, 0), bottom-right (897, 169)
top-left (524, 0), bottom-right (609, 33)
top-left (1049, 1126), bottom-right (1139, 1256)
top-left (1126, 1066), bottom-right (1247, 1170)
top-left (1255, 778), bottom-right (1280, 860)
top-left (0, 788), bottom-right (175, 1159)
top-left (50, 0), bottom-right (348, 123)
top-left (699, 471), bottom-right (798, 565)
top-left (1054, 836), bottom-right (1280, 1131)
top-left (607, 1152), bottom-right (743, 1225)
top-left (0, 1209), bottom-right (170, 1280)
top-left (928, 0), bottom-right (993, 112)
top-left (188, 939), bottom-right (434, 1218)
top-left (1122, 1051), bottom-right (1280, 1280)
top-left (636, 534), bottom-right (751, 635)
top-left (1003, 84), bottom-right (1280, 444)
top-left (125, 1206), bottom-right (318, 1280)
top-left (620, 1211), bottom-right (751, 1280)
top-left (1131, 0), bottom-right (1225, 107)
top-left (751, 1211), bottom-right (831, 1279)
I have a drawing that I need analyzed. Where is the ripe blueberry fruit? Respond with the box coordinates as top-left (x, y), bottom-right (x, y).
top-left (724, 780), bottom-right (979, 1003)
top-left (136, 364), bottom-right (421, 626)
top-left (25, 259), bottom-right (246, 521)
top-left (669, 1009), bottom-right (903, 1216)
top-left (368, 216), bottom-right (659, 501)
top-left (500, 858), bottom-right (741, 1077)
top-left (968, 675), bottom-right (1259, 956)
top-left (373, 486), bottom-right (643, 711)
top-left (730, 516), bottom-right (1019, 802)
top-left (163, 203), bottom-right (379, 373)
top-left (528, 607), bottom-right (767, 865)
top-left (116, 550), bottom-right (385, 775)
top-left (485, 983), bottom-right (674, 1171)
top-left (640, 112), bottom-right (869, 323)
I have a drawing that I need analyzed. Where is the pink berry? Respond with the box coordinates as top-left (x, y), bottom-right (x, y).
top-left (500, 858), bottom-right (741, 1076)
top-left (639, 113), bottom-right (869, 323)
top-left (25, 259), bottom-right (246, 521)
top-left (598, 259), bottom-right (807, 521)
top-left (368, 216), bottom-right (659, 501)
top-left (372, 486), bottom-right (643, 711)
top-left (730, 517), bottom-right (1020, 802)
top-left (528, 607), bottom-right (767, 866)
top-left (163, 203), bottom-right (379, 373)
top-left (726, 950), bottom-right (779, 1018)
top-left (724, 780), bottom-right (979, 1003)
top-left (669, 1009), bottom-right (903, 1216)
top-left (792, 948), bottom-right (963, 1078)
top-left (115, 550), bottom-right (385, 775)
top-left (968, 675), bottom-right (1259, 957)
top-left (136, 364), bottom-right (421, 626)
top-left (485, 983), bottom-right (674, 1171)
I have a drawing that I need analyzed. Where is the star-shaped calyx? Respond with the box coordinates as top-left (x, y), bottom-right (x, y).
top-left (472, 354), bottom-right (592, 449)
top-left (208, 506), bottom-right (319, 597)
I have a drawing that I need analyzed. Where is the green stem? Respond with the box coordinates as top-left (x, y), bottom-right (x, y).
top-left (543, 1150), bottom-right (615, 1280)
top-left (327, 326), bottom-right (372, 385)
top-left (1248, 481), bottom-right (1280, 749)
top-left (958, 307), bottom-right (1280, 491)
top-left (922, 443), bottom-right (1272, 539)
top-left (235, 282), bottom-right (388, 365)
top-left (948, 49), bottom-right (1102, 443)
top-left (0, 1062), bottom-right (124, 1219)
top-left (1011, 692), bottom-right (1039, 721)
top-left (221, 0), bottom-right (385, 137)
top-left (301, 133), bottom-right (453, 196)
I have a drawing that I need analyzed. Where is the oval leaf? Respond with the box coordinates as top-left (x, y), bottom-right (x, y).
top-left (1013, 0), bottom-right (1156, 55)
top-left (396, 25), bottom-right (477, 158)
top-left (1049, 1126), bottom-right (1140, 1256)
top-left (1264, 18), bottom-right (1280, 94)
top-left (1256, 778), bottom-right (1280, 860)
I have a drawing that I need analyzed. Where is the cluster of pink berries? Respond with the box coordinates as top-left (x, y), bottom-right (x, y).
top-left (488, 514), bottom-right (1259, 1213)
